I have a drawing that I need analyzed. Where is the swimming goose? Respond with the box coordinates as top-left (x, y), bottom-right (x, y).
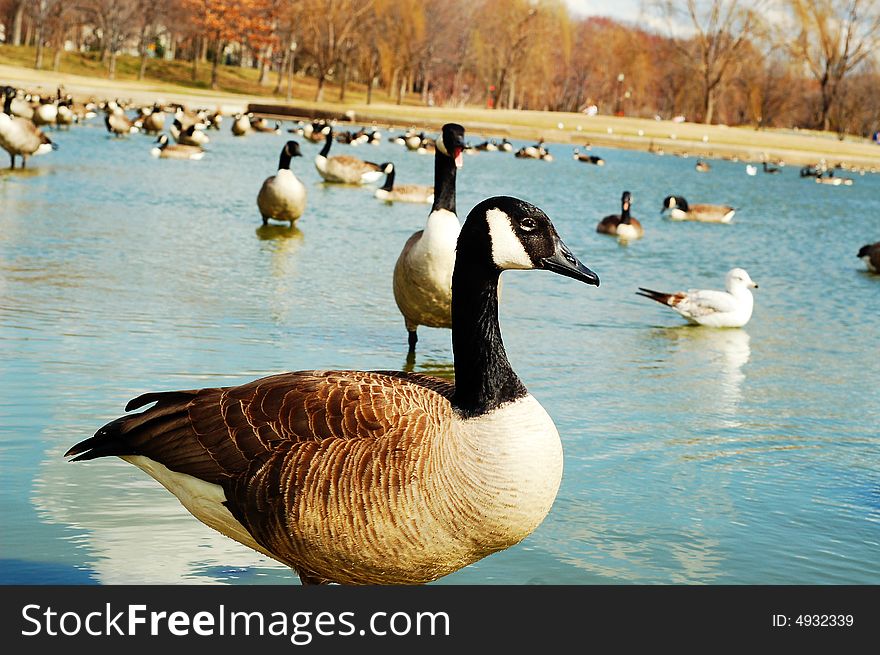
top-left (498, 138), bottom-right (513, 152)
top-left (252, 118), bottom-right (281, 134)
top-left (0, 86), bottom-right (55, 169)
top-left (858, 242), bottom-right (880, 273)
top-left (695, 160), bottom-right (711, 173)
top-left (375, 163), bottom-right (434, 204)
top-left (33, 96), bottom-right (58, 127)
top-left (393, 123), bottom-right (466, 351)
top-left (315, 128), bottom-right (385, 184)
top-left (150, 134), bottom-right (204, 160)
top-left (142, 105), bottom-right (166, 134)
top-left (762, 161), bottom-right (780, 174)
top-left (815, 171), bottom-right (853, 186)
top-left (637, 268), bottom-right (757, 328)
top-left (573, 149), bottom-right (604, 165)
top-left (231, 113), bottom-right (251, 136)
top-left (104, 102), bottom-right (138, 136)
top-left (596, 191), bottom-right (643, 241)
top-left (474, 139), bottom-right (498, 152)
top-left (661, 195), bottom-right (735, 223)
top-left (172, 119), bottom-right (210, 146)
top-left (257, 140), bottom-right (307, 225)
top-left (64, 196), bottom-right (600, 586)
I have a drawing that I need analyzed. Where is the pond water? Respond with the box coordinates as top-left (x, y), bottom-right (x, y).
top-left (1, 115), bottom-right (878, 585)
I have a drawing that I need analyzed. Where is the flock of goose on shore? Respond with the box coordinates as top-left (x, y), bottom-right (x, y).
top-left (2, 83), bottom-right (877, 585)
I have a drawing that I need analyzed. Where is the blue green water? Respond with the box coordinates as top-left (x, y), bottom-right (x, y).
top-left (1, 117), bottom-right (878, 584)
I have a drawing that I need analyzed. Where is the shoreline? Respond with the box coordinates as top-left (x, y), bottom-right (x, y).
top-left (4, 62), bottom-right (879, 171)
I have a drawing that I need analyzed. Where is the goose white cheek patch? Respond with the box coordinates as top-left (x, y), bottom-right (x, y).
top-left (486, 209), bottom-right (533, 270)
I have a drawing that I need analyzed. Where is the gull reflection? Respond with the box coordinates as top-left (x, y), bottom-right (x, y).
top-left (655, 326), bottom-right (751, 424)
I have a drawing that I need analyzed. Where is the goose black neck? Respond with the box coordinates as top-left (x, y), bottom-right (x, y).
top-left (319, 132), bottom-right (332, 158)
top-left (621, 202), bottom-right (631, 223)
top-left (431, 150), bottom-right (457, 214)
top-left (2, 93), bottom-right (11, 115)
top-left (278, 149), bottom-right (292, 170)
top-left (380, 166), bottom-right (395, 191)
top-left (451, 239), bottom-right (526, 417)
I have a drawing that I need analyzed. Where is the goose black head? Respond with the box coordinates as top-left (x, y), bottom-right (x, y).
top-left (462, 196), bottom-right (600, 286)
top-left (662, 195), bottom-right (688, 212)
top-left (436, 123), bottom-right (466, 168)
top-left (284, 140), bottom-right (303, 157)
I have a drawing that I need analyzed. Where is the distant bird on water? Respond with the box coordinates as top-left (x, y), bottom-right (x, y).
top-left (661, 195), bottom-right (735, 223)
top-left (858, 242), bottom-right (880, 273)
top-left (596, 191), bottom-right (643, 242)
top-left (637, 268), bottom-right (758, 328)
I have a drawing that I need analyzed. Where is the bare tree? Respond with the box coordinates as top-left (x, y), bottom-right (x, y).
top-left (655, 0), bottom-right (764, 124)
top-left (785, 0), bottom-right (880, 131)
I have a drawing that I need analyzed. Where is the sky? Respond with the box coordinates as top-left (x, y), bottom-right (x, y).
top-left (564, 0), bottom-right (645, 24)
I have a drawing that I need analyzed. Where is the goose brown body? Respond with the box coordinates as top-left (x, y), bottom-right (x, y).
top-left (68, 369), bottom-right (561, 585)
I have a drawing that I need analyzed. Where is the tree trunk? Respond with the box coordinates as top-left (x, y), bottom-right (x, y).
top-left (109, 50), bottom-right (117, 80)
top-left (211, 40), bottom-right (222, 89)
top-left (191, 37), bottom-right (200, 82)
top-left (259, 45), bottom-right (273, 85)
top-left (53, 45), bottom-right (62, 72)
top-left (338, 60), bottom-right (349, 102)
top-left (508, 74), bottom-right (516, 110)
top-left (273, 49), bottom-right (287, 94)
top-left (285, 51), bottom-right (295, 101)
top-left (397, 73), bottom-right (405, 105)
top-left (138, 26), bottom-right (149, 81)
top-left (366, 75), bottom-right (374, 105)
top-left (315, 75), bottom-right (326, 102)
top-left (12, 2), bottom-right (25, 46)
top-left (34, 23), bottom-right (45, 69)
top-left (200, 36), bottom-right (209, 63)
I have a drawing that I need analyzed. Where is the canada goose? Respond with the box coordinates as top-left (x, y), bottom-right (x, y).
top-left (231, 113), bottom-right (251, 136)
top-left (150, 134), bottom-right (204, 160)
top-left (142, 105), bottom-right (166, 134)
top-left (375, 163), bottom-right (434, 204)
top-left (104, 102), bottom-right (138, 137)
top-left (762, 161), bottom-right (780, 174)
top-left (64, 195), bottom-right (599, 585)
top-left (474, 140), bottom-right (498, 152)
top-left (172, 119), bottom-right (209, 146)
top-left (56, 100), bottom-right (76, 128)
top-left (637, 268), bottom-right (758, 328)
top-left (661, 195), bottom-right (735, 223)
top-left (6, 88), bottom-right (34, 119)
top-left (695, 160), bottom-right (711, 173)
top-left (815, 171), bottom-right (853, 186)
top-left (314, 128), bottom-right (385, 184)
top-left (858, 242), bottom-right (880, 273)
top-left (573, 149), bottom-right (604, 165)
top-left (800, 164), bottom-right (821, 178)
top-left (393, 123), bottom-right (466, 352)
top-left (252, 117), bottom-right (281, 134)
top-left (257, 140), bottom-right (307, 225)
top-left (0, 86), bottom-right (55, 169)
top-left (417, 136), bottom-right (436, 155)
top-left (596, 191), bottom-right (643, 241)
top-left (32, 97), bottom-right (58, 127)
top-left (499, 138), bottom-right (513, 152)
top-left (405, 132), bottom-right (423, 150)
top-left (305, 120), bottom-right (328, 142)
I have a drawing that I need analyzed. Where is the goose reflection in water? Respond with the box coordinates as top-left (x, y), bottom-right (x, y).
top-left (654, 326), bottom-right (751, 425)
top-left (255, 224), bottom-right (304, 327)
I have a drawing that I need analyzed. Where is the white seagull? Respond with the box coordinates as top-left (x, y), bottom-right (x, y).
top-left (636, 268), bottom-right (758, 328)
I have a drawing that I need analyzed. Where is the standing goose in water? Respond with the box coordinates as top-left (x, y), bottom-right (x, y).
top-left (314, 127), bottom-right (385, 184)
top-left (257, 140), bottom-right (307, 225)
top-left (0, 86), bottom-right (55, 169)
top-left (65, 196), bottom-right (600, 586)
top-left (661, 195), bottom-right (735, 223)
top-left (374, 162), bottom-right (434, 204)
top-left (393, 123), bottom-right (466, 352)
top-left (596, 191), bottom-right (643, 242)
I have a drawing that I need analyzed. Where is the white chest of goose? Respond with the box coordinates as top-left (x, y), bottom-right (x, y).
top-left (66, 196), bottom-right (600, 585)
top-left (392, 123), bottom-right (466, 351)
